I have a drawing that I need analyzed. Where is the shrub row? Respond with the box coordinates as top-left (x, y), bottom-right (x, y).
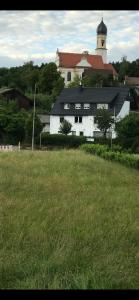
top-left (80, 143), bottom-right (139, 169)
top-left (41, 133), bottom-right (86, 148)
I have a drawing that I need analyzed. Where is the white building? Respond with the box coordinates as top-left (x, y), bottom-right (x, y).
top-left (50, 86), bottom-right (132, 138)
top-left (55, 19), bottom-right (117, 86)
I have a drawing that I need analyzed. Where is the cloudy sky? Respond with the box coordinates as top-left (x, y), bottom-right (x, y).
top-left (0, 10), bottom-right (139, 68)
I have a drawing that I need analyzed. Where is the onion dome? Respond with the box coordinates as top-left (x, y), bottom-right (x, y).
top-left (97, 18), bottom-right (107, 35)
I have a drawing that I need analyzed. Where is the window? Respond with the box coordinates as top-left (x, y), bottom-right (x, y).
top-left (64, 103), bottom-right (70, 109)
top-left (60, 117), bottom-right (64, 123)
top-left (75, 116), bottom-right (78, 123)
top-left (67, 72), bottom-right (71, 81)
top-left (101, 39), bottom-right (105, 47)
top-left (97, 103), bottom-right (108, 109)
top-left (84, 103), bottom-right (90, 109)
top-left (79, 117), bottom-right (82, 123)
top-left (75, 103), bottom-right (81, 109)
top-left (80, 131), bottom-right (84, 136)
top-left (74, 116), bottom-right (82, 123)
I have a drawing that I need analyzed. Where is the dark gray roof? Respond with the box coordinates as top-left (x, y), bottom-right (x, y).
top-left (97, 19), bottom-right (107, 35)
top-left (50, 87), bottom-right (132, 117)
top-left (37, 114), bottom-right (50, 124)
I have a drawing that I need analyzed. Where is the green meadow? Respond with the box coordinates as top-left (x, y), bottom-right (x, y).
top-left (0, 149), bottom-right (139, 289)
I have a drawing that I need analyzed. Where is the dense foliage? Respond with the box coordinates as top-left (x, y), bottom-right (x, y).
top-left (115, 113), bottom-right (139, 152)
top-left (0, 99), bottom-right (42, 144)
top-left (111, 56), bottom-right (139, 82)
top-left (95, 108), bottom-right (114, 138)
top-left (80, 143), bottom-right (139, 169)
top-left (68, 73), bottom-right (118, 88)
top-left (0, 61), bottom-right (64, 113)
top-left (40, 133), bottom-right (86, 148)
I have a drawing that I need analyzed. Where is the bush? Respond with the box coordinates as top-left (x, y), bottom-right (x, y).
top-left (115, 113), bottom-right (139, 150)
top-left (80, 143), bottom-right (139, 169)
top-left (41, 133), bottom-right (86, 148)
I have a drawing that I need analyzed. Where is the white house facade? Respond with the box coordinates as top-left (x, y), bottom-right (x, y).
top-left (50, 87), bottom-right (132, 139)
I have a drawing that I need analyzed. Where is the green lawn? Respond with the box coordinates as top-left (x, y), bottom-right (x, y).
top-left (0, 149), bottom-right (139, 289)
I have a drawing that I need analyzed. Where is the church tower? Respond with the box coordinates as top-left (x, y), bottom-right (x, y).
top-left (95, 18), bottom-right (107, 63)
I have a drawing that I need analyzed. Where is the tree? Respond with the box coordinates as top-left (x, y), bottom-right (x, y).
top-left (67, 75), bottom-right (81, 87)
top-left (119, 56), bottom-right (130, 82)
top-left (0, 99), bottom-right (28, 144)
top-left (39, 62), bottom-right (61, 94)
top-left (52, 77), bottom-right (64, 99)
top-left (115, 113), bottom-right (139, 150)
top-left (95, 108), bottom-right (114, 138)
top-left (59, 120), bottom-right (72, 135)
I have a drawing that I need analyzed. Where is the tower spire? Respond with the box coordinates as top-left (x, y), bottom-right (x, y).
top-left (96, 18), bottom-right (107, 63)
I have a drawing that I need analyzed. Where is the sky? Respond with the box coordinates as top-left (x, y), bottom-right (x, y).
top-left (0, 10), bottom-right (139, 68)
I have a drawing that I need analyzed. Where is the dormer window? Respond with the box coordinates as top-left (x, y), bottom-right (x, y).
top-left (64, 103), bottom-right (70, 109)
top-left (75, 103), bottom-right (81, 109)
top-left (84, 103), bottom-right (90, 109)
top-left (97, 103), bottom-right (108, 109)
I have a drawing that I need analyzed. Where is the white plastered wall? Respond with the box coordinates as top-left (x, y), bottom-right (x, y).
top-left (58, 67), bottom-right (85, 86)
top-left (50, 115), bottom-right (95, 137)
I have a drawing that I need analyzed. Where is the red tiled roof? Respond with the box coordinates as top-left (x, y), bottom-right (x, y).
top-left (58, 52), bottom-right (104, 69)
top-left (104, 63), bottom-right (118, 76)
top-left (58, 52), bottom-right (117, 75)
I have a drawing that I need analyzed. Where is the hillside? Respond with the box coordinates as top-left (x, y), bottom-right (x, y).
top-left (1, 150), bottom-right (139, 289)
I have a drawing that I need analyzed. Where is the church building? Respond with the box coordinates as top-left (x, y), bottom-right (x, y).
top-left (55, 19), bottom-right (117, 86)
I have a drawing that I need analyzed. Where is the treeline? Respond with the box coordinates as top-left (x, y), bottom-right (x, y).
top-left (0, 99), bottom-right (43, 145)
top-left (111, 57), bottom-right (139, 82)
top-left (0, 61), bottom-right (64, 94)
top-left (0, 61), bottom-right (64, 112)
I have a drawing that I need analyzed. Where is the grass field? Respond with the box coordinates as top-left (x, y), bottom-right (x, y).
top-left (0, 149), bottom-right (139, 289)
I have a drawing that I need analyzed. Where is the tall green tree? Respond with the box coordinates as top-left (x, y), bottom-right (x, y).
top-left (95, 108), bottom-right (114, 138)
top-left (0, 99), bottom-right (28, 144)
top-left (118, 56), bottom-right (130, 82)
top-left (39, 62), bottom-right (61, 94)
top-left (115, 113), bottom-right (139, 150)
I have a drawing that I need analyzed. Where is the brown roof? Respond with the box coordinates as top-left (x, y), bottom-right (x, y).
top-left (104, 63), bottom-right (118, 76)
top-left (125, 76), bottom-right (139, 85)
top-left (58, 52), bottom-right (117, 76)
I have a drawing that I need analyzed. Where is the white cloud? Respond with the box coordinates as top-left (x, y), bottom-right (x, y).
top-left (0, 10), bottom-right (139, 67)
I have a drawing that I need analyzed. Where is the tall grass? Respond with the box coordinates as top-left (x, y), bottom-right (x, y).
top-left (0, 150), bottom-right (139, 289)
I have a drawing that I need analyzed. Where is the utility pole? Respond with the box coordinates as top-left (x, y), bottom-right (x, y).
top-left (32, 83), bottom-right (37, 151)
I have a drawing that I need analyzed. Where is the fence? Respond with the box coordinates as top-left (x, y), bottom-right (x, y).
top-left (0, 144), bottom-right (21, 151)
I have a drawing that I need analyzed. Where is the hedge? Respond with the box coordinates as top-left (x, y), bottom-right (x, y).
top-left (40, 133), bottom-right (86, 148)
top-left (80, 143), bottom-right (139, 169)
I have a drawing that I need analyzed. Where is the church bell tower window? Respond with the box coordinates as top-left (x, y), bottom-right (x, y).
top-left (101, 39), bottom-right (104, 47)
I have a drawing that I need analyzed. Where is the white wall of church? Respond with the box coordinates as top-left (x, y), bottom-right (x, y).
top-left (59, 67), bottom-right (84, 86)
top-left (95, 48), bottom-right (107, 64)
